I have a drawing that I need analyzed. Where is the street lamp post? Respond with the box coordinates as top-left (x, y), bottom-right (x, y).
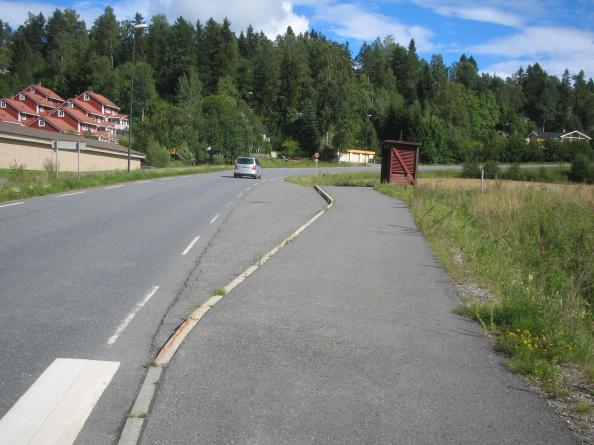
top-left (366, 114), bottom-right (372, 149)
top-left (128, 22), bottom-right (148, 172)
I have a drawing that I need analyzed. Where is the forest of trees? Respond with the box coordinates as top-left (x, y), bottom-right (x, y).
top-left (1, 7), bottom-right (593, 166)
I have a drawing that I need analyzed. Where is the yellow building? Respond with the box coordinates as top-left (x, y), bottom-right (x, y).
top-left (339, 148), bottom-right (375, 164)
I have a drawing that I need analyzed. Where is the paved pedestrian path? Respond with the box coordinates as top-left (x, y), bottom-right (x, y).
top-left (141, 186), bottom-right (575, 444)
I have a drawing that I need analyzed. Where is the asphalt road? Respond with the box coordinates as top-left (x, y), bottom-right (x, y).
top-left (0, 165), bottom-right (373, 444)
top-left (141, 186), bottom-right (576, 444)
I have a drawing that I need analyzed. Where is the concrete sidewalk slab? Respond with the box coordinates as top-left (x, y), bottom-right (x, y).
top-left (141, 186), bottom-right (576, 444)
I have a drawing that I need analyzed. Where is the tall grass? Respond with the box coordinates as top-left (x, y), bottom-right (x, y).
top-left (377, 182), bottom-right (594, 386)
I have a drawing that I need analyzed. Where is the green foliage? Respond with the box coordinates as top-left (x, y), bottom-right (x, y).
top-left (174, 142), bottom-right (196, 165)
top-left (461, 158), bottom-right (481, 178)
top-left (483, 160), bottom-right (499, 178)
top-left (2, 11), bottom-right (593, 165)
top-left (280, 138), bottom-right (299, 157)
top-left (376, 182), bottom-right (594, 385)
top-left (146, 137), bottom-right (170, 167)
top-left (507, 163), bottom-right (522, 180)
top-left (569, 154), bottom-right (594, 183)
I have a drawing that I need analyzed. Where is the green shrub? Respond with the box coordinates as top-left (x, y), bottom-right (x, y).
top-left (8, 162), bottom-right (27, 183)
top-left (146, 137), bottom-right (170, 167)
top-left (175, 142), bottom-right (196, 164)
top-left (506, 163), bottom-right (522, 180)
top-left (569, 154), bottom-right (593, 183)
top-left (483, 160), bottom-right (499, 179)
top-left (461, 158), bottom-right (481, 178)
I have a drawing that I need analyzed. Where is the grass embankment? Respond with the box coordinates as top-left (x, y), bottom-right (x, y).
top-left (288, 171), bottom-right (594, 390)
top-left (0, 165), bottom-right (229, 203)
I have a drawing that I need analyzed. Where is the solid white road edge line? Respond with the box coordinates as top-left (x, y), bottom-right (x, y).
top-left (210, 214), bottom-right (219, 224)
top-left (56, 191), bottom-right (85, 198)
top-left (182, 236), bottom-right (200, 256)
top-left (0, 358), bottom-right (119, 445)
top-left (117, 186), bottom-right (334, 445)
top-left (107, 286), bottom-right (159, 346)
top-left (105, 185), bottom-right (124, 189)
top-left (0, 202), bottom-right (24, 209)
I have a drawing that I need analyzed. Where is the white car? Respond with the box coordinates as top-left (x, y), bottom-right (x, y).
top-left (234, 157), bottom-right (262, 179)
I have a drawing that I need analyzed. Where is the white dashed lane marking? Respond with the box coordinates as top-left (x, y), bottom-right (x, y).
top-left (105, 185), bottom-right (124, 189)
top-left (182, 236), bottom-right (200, 256)
top-left (107, 286), bottom-right (159, 346)
top-left (210, 214), bottom-right (219, 224)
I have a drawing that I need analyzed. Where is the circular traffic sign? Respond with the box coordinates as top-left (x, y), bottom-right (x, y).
top-left (314, 152), bottom-right (320, 159)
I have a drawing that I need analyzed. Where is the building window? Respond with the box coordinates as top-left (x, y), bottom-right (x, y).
top-left (58, 109), bottom-right (64, 117)
top-left (22, 115), bottom-right (27, 121)
top-left (19, 93), bottom-right (25, 100)
top-left (83, 93), bottom-right (89, 101)
top-left (31, 87), bottom-right (35, 93)
top-left (0, 100), bottom-right (5, 108)
top-left (68, 101), bottom-right (73, 108)
top-left (39, 119), bottom-right (45, 127)
top-left (39, 106), bottom-right (43, 113)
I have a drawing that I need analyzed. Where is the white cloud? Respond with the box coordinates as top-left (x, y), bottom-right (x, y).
top-left (0, 0), bottom-right (309, 38)
top-left (470, 26), bottom-right (594, 78)
top-left (411, 0), bottom-right (526, 27)
top-left (0, 1), bottom-right (55, 27)
top-left (146, 0), bottom-right (309, 37)
top-left (299, 1), bottom-right (434, 51)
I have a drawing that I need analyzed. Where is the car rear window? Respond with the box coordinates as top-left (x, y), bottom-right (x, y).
top-left (237, 157), bottom-right (255, 164)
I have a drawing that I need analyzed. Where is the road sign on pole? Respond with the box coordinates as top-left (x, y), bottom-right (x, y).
top-left (314, 152), bottom-right (319, 159)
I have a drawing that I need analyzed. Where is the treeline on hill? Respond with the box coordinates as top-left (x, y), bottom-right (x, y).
top-left (0, 7), bottom-right (593, 170)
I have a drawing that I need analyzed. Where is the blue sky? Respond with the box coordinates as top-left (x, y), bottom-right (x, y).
top-left (2, 0), bottom-right (594, 79)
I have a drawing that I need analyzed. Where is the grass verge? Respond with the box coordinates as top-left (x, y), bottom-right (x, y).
top-left (375, 182), bottom-right (593, 388)
top-left (0, 165), bottom-right (229, 203)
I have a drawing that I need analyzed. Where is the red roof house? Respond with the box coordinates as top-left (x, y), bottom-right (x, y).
top-left (26, 115), bottom-right (74, 133)
top-left (28, 105), bottom-right (117, 142)
top-left (0, 98), bottom-right (27, 125)
top-left (11, 90), bottom-right (56, 115)
top-left (2, 97), bottom-right (39, 124)
top-left (75, 90), bottom-right (120, 116)
top-left (22, 84), bottom-right (65, 104)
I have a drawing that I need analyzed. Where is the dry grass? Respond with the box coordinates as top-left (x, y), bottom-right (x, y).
top-left (418, 178), bottom-right (594, 204)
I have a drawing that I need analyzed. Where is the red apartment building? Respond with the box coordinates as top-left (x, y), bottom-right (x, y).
top-left (0, 84), bottom-right (127, 143)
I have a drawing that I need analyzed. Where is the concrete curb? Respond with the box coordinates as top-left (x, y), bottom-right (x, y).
top-left (116, 184), bottom-right (334, 445)
top-left (314, 185), bottom-right (334, 206)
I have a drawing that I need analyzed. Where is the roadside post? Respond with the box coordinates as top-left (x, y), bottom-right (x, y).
top-left (52, 140), bottom-right (86, 179)
top-left (314, 151), bottom-right (319, 175)
top-left (481, 168), bottom-right (485, 192)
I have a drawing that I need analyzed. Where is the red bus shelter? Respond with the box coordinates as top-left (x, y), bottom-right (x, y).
top-left (380, 140), bottom-right (420, 185)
